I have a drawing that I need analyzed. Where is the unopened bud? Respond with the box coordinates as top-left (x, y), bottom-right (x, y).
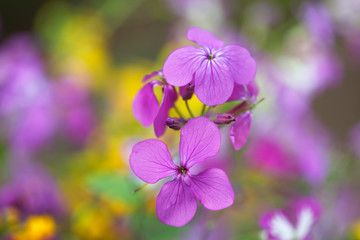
top-left (165, 117), bottom-right (183, 130)
top-left (214, 113), bottom-right (235, 124)
top-left (180, 83), bottom-right (194, 101)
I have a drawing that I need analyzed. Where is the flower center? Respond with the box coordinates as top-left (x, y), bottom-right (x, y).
top-left (178, 166), bottom-right (188, 177)
top-left (207, 54), bottom-right (214, 60)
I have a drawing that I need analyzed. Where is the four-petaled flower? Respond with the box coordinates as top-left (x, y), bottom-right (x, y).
top-left (130, 117), bottom-right (235, 226)
top-left (260, 198), bottom-right (321, 240)
top-left (163, 27), bottom-right (257, 106)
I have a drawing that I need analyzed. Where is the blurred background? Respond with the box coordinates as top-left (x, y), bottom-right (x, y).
top-left (0, 0), bottom-right (359, 239)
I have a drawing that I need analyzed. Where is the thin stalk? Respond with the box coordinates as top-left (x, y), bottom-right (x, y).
top-left (133, 183), bottom-right (148, 193)
top-left (185, 100), bottom-right (195, 118)
top-left (200, 104), bottom-right (207, 116)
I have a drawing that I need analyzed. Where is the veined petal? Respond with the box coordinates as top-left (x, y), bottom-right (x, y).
top-left (194, 58), bottom-right (234, 106)
top-left (179, 117), bottom-right (221, 169)
top-left (260, 211), bottom-right (295, 240)
top-left (186, 27), bottom-right (224, 49)
top-left (189, 168), bottom-right (234, 210)
top-left (229, 111), bottom-right (252, 151)
top-left (129, 139), bottom-right (177, 184)
top-left (132, 80), bottom-right (160, 127)
top-left (156, 179), bottom-right (197, 227)
top-left (221, 45), bottom-right (257, 85)
top-left (154, 85), bottom-right (178, 137)
top-left (163, 46), bottom-right (205, 87)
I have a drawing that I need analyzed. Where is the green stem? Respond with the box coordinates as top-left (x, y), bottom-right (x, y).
top-left (185, 100), bottom-right (195, 118)
top-left (200, 104), bottom-right (207, 116)
top-left (134, 183), bottom-right (148, 193)
top-left (173, 105), bottom-right (185, 119)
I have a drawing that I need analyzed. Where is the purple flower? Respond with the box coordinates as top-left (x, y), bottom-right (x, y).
top-left (132, 72), bottom-right (178, 137)
top-left (163, 27), bottom-right (256, 106)
top-left (260, 198), bottom-right (321, 240)
top-left (130, 117), bottom-right (234, 226)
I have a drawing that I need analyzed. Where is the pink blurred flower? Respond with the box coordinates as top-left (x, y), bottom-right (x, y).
top-left (130, 117), bottom-right (234, 226)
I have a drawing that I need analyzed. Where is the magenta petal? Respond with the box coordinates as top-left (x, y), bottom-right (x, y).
top-left (179, 117), bottom-right (221, 168)
top-left (194, 59), bottom-right (234, 106)
top-left (229, 111), bottom-right (252, 151)
top-left (154, 85), bottom-right (178, 137)
top-left (129, 139), bottom-right (177, 184)
top-left (260, 211), bottom-right (294, 240)
top-left (156, 179), bottom-right (197, 227)
top-left (293, 198), bottom-right (321, 238)
top-left (186, 27), bottom-right (224, 49)
top-left (163, 46), bottom-right (204, 87)
top-left (132, 81), bottom-right (160, 127)
top-left (227, 83), bottom-right (247, 102)
top-left (221, 45), bottom-right (257, 85)
top-left (189, 168), bottom-right (234, 210)
top-left (142, 70), bottom-right (162, 83)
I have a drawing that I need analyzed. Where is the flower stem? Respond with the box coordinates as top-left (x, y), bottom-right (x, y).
top-left (185, 100), bottom-right (195, 118)
top-left (133, 183), bottom-right (148, 193)
top-left (200, 104), bottom-right (207, 116)
top-left (173, 105), bottom-right (185, 119)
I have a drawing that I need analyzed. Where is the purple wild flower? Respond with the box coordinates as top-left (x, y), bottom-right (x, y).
top-left (163, 27), bottom-right (257, 106)
top-left (260, 198), bottom-right (321, 240)
top-left (130, 117), bottom-right (234, 226)
top-left (132, 71), bottom-right (178, 137)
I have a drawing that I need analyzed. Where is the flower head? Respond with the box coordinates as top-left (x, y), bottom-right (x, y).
top-left (163, 27), bottom-right (257, 106)
top-left (130, 117), bottom-right (234, 226)
top-left (260, 198), bottom-right (321, 240)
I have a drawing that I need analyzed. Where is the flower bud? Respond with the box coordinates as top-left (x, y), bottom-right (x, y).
top-left (179, 83), bottom-right (194, 101)
top-left (214, 113), bottom-right (235, 124)
top-left (165, 117), bottom-right (183, 130)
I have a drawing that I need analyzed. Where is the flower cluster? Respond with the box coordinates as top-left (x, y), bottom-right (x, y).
top-left (130, 26), bottom-right (324, 235)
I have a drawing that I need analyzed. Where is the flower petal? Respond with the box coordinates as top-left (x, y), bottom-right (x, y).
top-left (194, 58), bottom-right (234, 106)
top-left (229, 111), bottom-right (252, 150)
top-left (186, 27), bottom-right (224, 49)
top-left (156, 179), bottom-right (197, 227)
top-left (129, 139), bottom-right (177, 184)
top-left (227, 83), bottom-right (247, 102)
top-left (163, 46), bottom-right (205, 87)
top-left (220, 45), bottom-right (257, 85)
top-left (179, 117), bottom-right (221, 168)
top-left (260, 211), bottom-right (295, 240)
top-left (293, 198), bottom-right (321, 239)
top-left (189, 168), bottom-right (234, 210)
top-left (154, 85), bottom-right (178, 137)
top-left (132, 80), bottom-right (160, 127)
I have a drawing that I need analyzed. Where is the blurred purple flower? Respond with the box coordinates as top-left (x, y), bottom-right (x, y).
top-left (130, 117), bottom-right (234, 226)
top-left (0, 155), bottom-right (63, 217)
top-left (260, 198), bottom-right (321, 240)
top-left (349, 123), bottom-right (360, 159)
top-left (0, 34), bottom-right (56, 152)
top-left (163, 27), bottom-right (256, 106)
top-left (54, 79), bottom-right (96, 145)
top-left (132, 72), bottom-right (178, 137)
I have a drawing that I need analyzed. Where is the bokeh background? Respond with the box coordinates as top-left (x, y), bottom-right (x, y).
top-left (0, 0), bottom-right (359, 239)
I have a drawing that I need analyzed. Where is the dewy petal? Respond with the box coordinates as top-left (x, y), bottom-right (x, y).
top-left (194, 58), bottom-right (234, 106)
top-left (156, 179), bottom-right (197, 227)
top-left (154, 85), bottom-right (178, 138)
top-left (189, 168), bottom-right (234, 210)
top-left (260, 211), bottom-right (295, 240)
top-left (129, 139), bottom-right (177, 184)
top-left (220, 45), bottom-right (257, 85)
top-left (229, 111), bottom-right (252, 151)
top-left (179, 117), bottom-right (221, 169)
top-left (186, 27), bottom-right (224, 49)
top-left (132, 80), bottom-right (160, 127)
top-left (163, 46), bottom-right (205, 87)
